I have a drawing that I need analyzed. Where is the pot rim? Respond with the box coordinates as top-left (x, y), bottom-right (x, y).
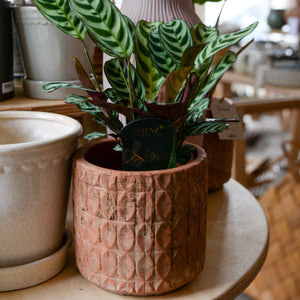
top-left (0, 111), bottom-right (82, 154)
top-left (74, 138), bottom-right (207, 175)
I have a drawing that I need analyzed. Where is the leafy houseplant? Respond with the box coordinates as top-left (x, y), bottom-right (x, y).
top-left (31, 0), bottom-right (257, 295)
top-left (33, 0), bottom-right (257, 171)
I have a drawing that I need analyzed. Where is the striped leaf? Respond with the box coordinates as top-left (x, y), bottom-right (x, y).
top-left (65, 94), bottom-right (124, 134)
top-left (191, 23), bottom-right (219, 44)
top-left (43, 82), bottom-right (95, 93)
top-left (135, 21), bottom-right (165, 101)
top-left (33, 0), bottom-right (86, 40)
top-left (195, 21), bottom-right (258, 66)
top-left (195, 50), bottom-right (237, 100)
top-left (183, 119), bottom-right (229, 137)
top-left (69, 0), bottom-right (134, 58)
top-left (186, 97), bottom-right (210, 125)
top-left (104, 58), bottom-right (145, 102)
top-left (148, 26), bottom-right (177, 77)
top-left (84, 132), bottom-right (107, 140)
top-left (158, 20), bottom-right (193, 66)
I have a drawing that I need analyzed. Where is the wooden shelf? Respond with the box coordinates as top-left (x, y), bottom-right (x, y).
top-left (0, 84), bottom-right (82, 118)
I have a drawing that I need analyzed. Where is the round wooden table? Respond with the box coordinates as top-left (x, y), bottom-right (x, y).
top-left (1, 179), bottom-right (269, 299)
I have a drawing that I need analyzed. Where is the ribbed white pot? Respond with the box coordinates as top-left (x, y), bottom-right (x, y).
top-left (0, 111), bottom-right (82, 270)
top-left (13, 6), bottom-right (92, 99)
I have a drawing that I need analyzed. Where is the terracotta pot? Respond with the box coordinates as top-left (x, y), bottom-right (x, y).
top-left (72, 138), bottom-right (208, 295)
top-left (202, 132), bottom-right (234, 191)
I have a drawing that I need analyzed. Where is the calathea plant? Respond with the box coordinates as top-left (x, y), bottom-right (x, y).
top-left (33, 0), bottom-right (257, 170)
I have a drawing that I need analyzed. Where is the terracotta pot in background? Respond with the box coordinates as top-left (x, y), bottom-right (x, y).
top-left (72, 138), bottom-right (208, 295)
top-left (202, 132), bottom-right (234, 191)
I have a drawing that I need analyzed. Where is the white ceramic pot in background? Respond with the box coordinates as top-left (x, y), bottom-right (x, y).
top-left (13, 6), bottom-right (92, 99)
top-left (0, 111), bottom-right (82, 288)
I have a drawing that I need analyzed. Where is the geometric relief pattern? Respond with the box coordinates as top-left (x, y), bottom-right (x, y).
top-left (72, 145), bottom-right (208, 295)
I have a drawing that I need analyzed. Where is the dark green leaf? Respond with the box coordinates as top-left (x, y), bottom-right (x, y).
top-left (84, 132), bottom-right (107, 140)
top-left (148, 26), bottom-right (177, 77)
top-left (33, 0), bottom-right (87, 40)
top-left (69, 0), bottom-right (134, 58)
top-left (158, 20), bottom-right (193, 65)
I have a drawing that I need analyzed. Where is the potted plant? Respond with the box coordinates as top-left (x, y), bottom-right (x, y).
top-left (33, 0), bottom-right (257, 295)
top-left (0, 111), bottom-right (82, 291)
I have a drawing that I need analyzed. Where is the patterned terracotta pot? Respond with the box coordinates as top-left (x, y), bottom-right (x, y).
top-left (72, 138), bottom-right (208, 295)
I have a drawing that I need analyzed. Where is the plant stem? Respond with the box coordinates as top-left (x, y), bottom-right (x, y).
top-left (82, 40), bottom-right (102, 92)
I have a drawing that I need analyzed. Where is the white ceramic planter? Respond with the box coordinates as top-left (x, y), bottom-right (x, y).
top-left (13, 6), bottom-right (92, 99)
top-left (0, 111), bottom-right (82, 290)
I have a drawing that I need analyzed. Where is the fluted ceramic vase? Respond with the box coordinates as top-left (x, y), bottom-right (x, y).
top-left (120, 0), bottom-right (201, 26)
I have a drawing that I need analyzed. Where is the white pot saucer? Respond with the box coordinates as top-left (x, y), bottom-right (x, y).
top-left (0, 228), bottom-right (72, 292)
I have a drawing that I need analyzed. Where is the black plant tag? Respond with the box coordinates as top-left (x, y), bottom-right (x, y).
top-left (121, 118), bottom-right (176, 171)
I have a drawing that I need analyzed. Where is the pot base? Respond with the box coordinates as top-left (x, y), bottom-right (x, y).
top-left (0, 228), bottom-right (72, 292)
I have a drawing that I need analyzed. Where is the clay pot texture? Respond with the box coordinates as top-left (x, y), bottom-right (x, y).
top-left (202, 132), bottom-right (234, 191)
top-left (0, 111), bottom-right (82, 268)
top-left (72, 138), bottom-right (208, 295)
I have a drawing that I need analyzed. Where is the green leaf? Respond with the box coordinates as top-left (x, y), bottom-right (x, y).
top-left (183, 119), bottom-right (229, 137)
top-left (195, 50), bottom-right (237, 100)
top-left (158, 20), bottom-right (193, 66)
top-left (69, 0), bottom-right (134, 58)
top-left (65, 94), bottom-right (124, 134)
top-left (195, 21), bottom-right (258, 66)
top-left (65, 94), bottom-right (103, 114)
top-left (135, 21), bottom-right (165, 101)
top-left (186, 97), bottom-right (210, 125)
top-left (43, 82), bottom-right (95, 93)
top-left (148, 26), bottom-right (177, 77)
top-left (84, 132), bottom-right (107, 140)
top-left (191, 23), bottom-right (219, 44)
top-left (33, 0), bottom-right (86, 40)
top-left (104, 58), bottom-right (145, 102)
top-left (113, 144), bottom-right (123, 151)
